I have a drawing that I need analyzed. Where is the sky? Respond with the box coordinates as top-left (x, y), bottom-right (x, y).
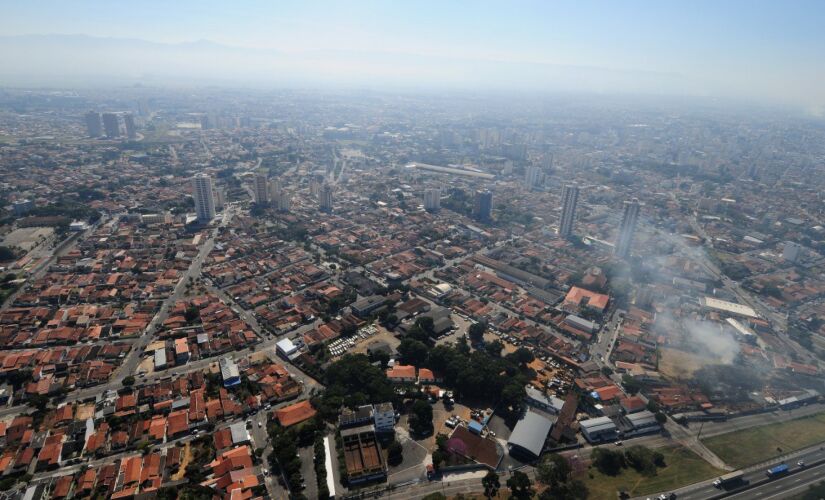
top-left (2, 0), bottom-right (824, 112)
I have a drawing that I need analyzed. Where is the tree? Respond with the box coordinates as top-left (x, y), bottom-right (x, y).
top-left (0, 246), bottom-right (16, 262)
top-left (624, 445), bottom-right (664, 476)
top-left (482, 470), bottom-right (500, 498)
top-left (184, 305), bottom-right (200, 323)
top-left (591, 448), bottom-right (625, 476)
top-left (468, 321), bottom-right (487, 344)
top-left (538, 480), bottom-right (589, 500)
top-left (506, 470), bottom-right (534, 499)
top-left (537, 453), bottom-right (572, 486)
top-left (510, 347), bottom-right (534, 365)
top-left (409, 399), bottom-right (433, 436)
top-left (122, 376), bottom-right (135, 387)
top-left (387, 440), bottom-right (403, 466)
top-left (398, 338), bottom-right (429, 366)
top-left (484, 339), bottom-right (504, 358)
top-left (655, 412), bottom-right (667, 425)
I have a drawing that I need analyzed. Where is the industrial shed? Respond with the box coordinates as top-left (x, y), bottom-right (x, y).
top-left (507, 410), bottom-right (555, 459)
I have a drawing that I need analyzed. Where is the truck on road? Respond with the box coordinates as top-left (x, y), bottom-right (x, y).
top-left (712, 470), bottom-right (745, 488)
top-left (766, 463), bottom-right (789, 479)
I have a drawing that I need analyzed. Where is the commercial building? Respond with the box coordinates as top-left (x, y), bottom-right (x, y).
top-left (524, 386), bottom-right (565, 414)
top-left (351, 295), bottom-right (386, 317)
top-left (621, 410), bottom-right (661, 437)
top-left (276, 338), bottom-right (299, 359)
top-left (84, 111), bottom-right (102, 137)
top-left (319, 183), bottom-right (334, 212)
top-left (614, 198), bottom-right (641, 258)
top-left (101, 112), bottom-right (120, 138)
top-left (373, 403), bottom-right (395, 432)
top-left (12, 199), bottom-right (34, 216)
top-left (563, 314), bottom-right (599, 334)
top-left (507, 410), bottom-right (554, 459)
top-left (339, 405), bottom-right (374, 429)
top-left (123, 113), bottom-right (136, 139)
top-left (253, 174), bottom-right (269, 205)
top-left (700, 296), bottom-right (758, 319)
top-left (192, 174), bottom-right (216, 223)
top-left (153, 349), bottom-right (167, 371)
top-left (580, 416), bottom-right (618, 443)
top-left (473, 189), bottom-right (493, 223)
top-left (558, 184), bottom-right (579, 238)
top-left (423, 188), bottom-right (441, 212)
top-left (219, 358), bottom-right (240, 388)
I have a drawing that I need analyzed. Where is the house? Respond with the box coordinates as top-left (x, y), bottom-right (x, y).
top-left (276, 400), bottom-right (317, 427)
top-left (418, 368), bottom-right (441, 384)
top-left (386, 364), bottom-right (416, 383)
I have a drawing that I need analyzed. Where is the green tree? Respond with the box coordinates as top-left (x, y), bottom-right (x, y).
top-left (592, 448), bottom-right (625, 476)
top-left (387, 440), bottom-right (403, 466)
top-left (482, 470), bottom-right (500, 498)
top-left (468, 321), bottom-right (487, 344)
top-left (409, 399), bottom-right (434, 436)
top-left (506, 470), bottom-right (534, 499)
top-left (122, 376), bottom-right (135, 387)
top-left (0, 246), bottom-right (16, 262)
top-left (537, 453), bottom-right (572, 485)
top-left (398, 338), bottom-right (429, 366)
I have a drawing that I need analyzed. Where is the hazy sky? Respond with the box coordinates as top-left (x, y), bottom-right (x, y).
top-left (2, 0), bottom-right (825, 111)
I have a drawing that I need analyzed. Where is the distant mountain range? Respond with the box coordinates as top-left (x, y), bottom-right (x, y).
top-left (0, 33), bottom-right (693, 93)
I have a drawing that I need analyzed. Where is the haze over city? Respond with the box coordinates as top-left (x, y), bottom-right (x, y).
top-left (3, 0), bottom-right (825, 112)
top-left (1, 2), bottom-right (825, 500)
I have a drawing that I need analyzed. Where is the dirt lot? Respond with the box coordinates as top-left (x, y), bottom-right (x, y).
top-left (137, 357), bottom-right (155, 375)
top-left (659, 347), bottom-right (717, 380)
top-left (172, 443), bottom-right (192, 481)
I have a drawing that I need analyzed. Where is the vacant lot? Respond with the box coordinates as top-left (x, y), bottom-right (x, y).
top-left (658, 347), bottom-right (716, 380)
top-left (703, 411), bottom-right (825, 468)
top-left (576, 446), bottom-right (724, 499)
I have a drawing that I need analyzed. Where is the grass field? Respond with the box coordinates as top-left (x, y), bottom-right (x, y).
top-left (575, 446), bottom-right (724, 499)
top-left (703, 411), bottom-right (825, 468)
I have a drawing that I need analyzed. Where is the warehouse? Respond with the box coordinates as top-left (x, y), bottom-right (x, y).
top-left (580, 416), bottom-right (618, 443)
top-left (507, 410), bottom-right (555, 460)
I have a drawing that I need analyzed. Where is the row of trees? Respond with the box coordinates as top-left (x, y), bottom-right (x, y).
top-left (477, 453), bottom-right (588, 500)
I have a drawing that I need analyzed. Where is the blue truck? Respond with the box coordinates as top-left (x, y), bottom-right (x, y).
top-left (766, 463), bottom-right (789, 479)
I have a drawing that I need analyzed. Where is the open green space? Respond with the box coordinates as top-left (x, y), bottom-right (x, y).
top-left (576, 446), bottom-right (724, 499)
top-left (702, 411), bottom-right (825, 468)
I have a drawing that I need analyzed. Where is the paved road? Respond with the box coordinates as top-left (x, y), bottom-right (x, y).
top-left (638, 440), bottom-right (825, 500)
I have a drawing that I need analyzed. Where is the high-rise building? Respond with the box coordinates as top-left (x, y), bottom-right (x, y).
top-left (474, 189), bottom-right (493, 223)
top-left (783, 241), bottom-right (803, 263)
top-left (254, 174), bottom-right (269, 205)
top-left (84, 111), bottom-right (102, 137)
top-left (123, 113), bottom-right (137, 139)
top-left (524, 166), bottom-right (543, 189)
top-left (270, 179), bottom-right (291, 212)
top-left (424, 188), bottom-right (441, 212)
top-left (558, 184), bottom-right (580, 238)
top-left (192, 174), bottom-right (216, 223)
top-left (101, 113), bottom-right (120, 138)
top-left (614, 198), bottom-right (641, 258)
top-left (319, 183), bottom-right (334, 212)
